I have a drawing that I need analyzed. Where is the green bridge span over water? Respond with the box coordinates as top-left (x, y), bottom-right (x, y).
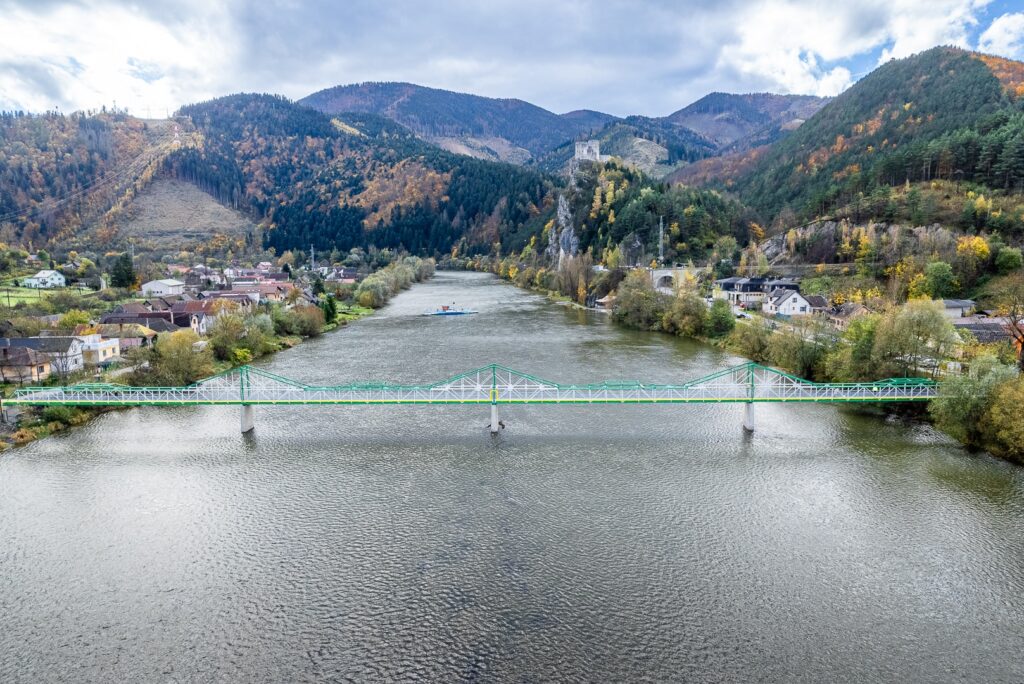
top-left (4, 362), bottom-right (937, 434)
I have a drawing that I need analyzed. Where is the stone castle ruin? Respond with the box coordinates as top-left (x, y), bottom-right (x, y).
top-left (574, 140), bottom-right (601, 162)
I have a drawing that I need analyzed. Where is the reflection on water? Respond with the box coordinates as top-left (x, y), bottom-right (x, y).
top-left (1, 272), bottom-right (1022, 682)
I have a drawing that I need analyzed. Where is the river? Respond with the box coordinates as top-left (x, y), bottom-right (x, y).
top-left (1, 271), bottom-right (1023, 682)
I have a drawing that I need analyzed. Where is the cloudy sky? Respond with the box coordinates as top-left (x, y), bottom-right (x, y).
top-left (1, 0), bottom-right (1023, 117)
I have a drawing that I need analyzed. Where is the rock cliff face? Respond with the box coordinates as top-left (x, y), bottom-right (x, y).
top-left (546, 194), bottom-right (579, 267)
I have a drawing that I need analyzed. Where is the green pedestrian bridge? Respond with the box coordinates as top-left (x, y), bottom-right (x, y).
top-left (4, 362), bottom-right (937, 433)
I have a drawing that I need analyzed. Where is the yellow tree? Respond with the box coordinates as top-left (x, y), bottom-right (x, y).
top-left (956, 235), bottom-right (990, 282)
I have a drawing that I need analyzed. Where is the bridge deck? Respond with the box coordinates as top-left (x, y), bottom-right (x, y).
top-left (4, 362), bottom-right (937, 407)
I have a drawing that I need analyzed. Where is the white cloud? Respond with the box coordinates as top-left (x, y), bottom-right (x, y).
top-left (978, 12), bottom-right (1024, 59)
top-left (0, 1), bottom-right (235, 114)
top-left (0, 0), bottom-right (1012, 117)
top-left (716, 0), bottom-right (990, 97)
top-left (876, 0), bottom-right (989, 62)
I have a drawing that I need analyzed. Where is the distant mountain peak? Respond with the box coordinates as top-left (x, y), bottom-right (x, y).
top-left (664, 92), bottom-right (829, 148)
top-left (299, 82), bottom-right (596, 162)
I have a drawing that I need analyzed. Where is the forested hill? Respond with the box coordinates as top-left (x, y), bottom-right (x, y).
top-left (299, 82), bottom-right (600, 163)
top-left (698, 47), bottom-right (1024, 221)
top-left (0, 111), bottom-right (181, 248)
top-left (166, 93), bottom-right (559, 255)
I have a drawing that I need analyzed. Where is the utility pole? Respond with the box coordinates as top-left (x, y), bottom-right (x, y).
top-left (659, 216), bottom-right (664, 265)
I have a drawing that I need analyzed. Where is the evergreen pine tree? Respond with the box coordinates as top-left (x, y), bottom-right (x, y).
top-left (110, 253), bottom-right (135, 288)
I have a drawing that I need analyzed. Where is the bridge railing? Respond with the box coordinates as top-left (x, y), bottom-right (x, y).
top-left (4, 362), bottom-right (938, 406)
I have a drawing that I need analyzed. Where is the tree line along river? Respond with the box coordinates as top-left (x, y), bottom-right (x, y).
top-left (1, 271), bottom-right (1022, 682)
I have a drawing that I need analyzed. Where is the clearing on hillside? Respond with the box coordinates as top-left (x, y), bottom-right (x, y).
top-left (112, 177), bottom-right (256, 252)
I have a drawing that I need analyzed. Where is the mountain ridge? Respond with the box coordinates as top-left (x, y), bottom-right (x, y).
top-left (300, 81), bottom-right (592, 163)
top-left (300, 81), bottom-right (827, 175)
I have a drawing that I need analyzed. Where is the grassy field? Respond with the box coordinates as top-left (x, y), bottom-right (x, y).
top-left (0, 285), bottom-right (95, 306)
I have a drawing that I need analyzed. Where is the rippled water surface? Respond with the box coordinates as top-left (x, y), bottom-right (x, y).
top-left (2, 272), bottom-right (1023, 682)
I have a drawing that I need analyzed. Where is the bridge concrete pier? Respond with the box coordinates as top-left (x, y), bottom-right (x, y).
top-left (241, 404), bottom-right (255, 433)
top-left (742, 402), bottom-right (755, 432)
top-left (490, 403), bottom-right (500, 434)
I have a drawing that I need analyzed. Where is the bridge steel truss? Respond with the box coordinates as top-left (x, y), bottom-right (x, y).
top-left (4, 362), bottom-right (938, 433)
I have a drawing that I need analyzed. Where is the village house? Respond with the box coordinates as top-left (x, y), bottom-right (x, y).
top-left (201, 291), bottom-right (259, 308)
top-left (22, 270), bottom-right (66, 289)
top-left (224, 267), bottom-right (262, 280)
top-left (230, 277), bottom-right (261, 290)
top-left (805, 295), bottom-right (829, 313)
top-left (169, 300), bottom-right (226, 334)
top-left (0, 346), bottom-right (51, 383)
top-left (75, 333), bottom-right (120, 367)
top-left (323, 267), bottom-right (359, 284)
top-left (260, 271), bottom-right (291, 283)
top-left (109, 302), bottom-right (157, 316)
top-left (829, 303), bottom-right (870, 331)
top-left (88, 323), bottom-right (158, 349)
top-left (99, 315), bottom-right (181, 333)
top-left (144, 295), bottom-right (193, 312)
top-left (232, 282), bottom-right (297, 304)
top-left (713, 277), bottom-right (799, 308)
top-left (185, 266), bottom-right (225, 288)
top-left (104, 303), bottom-right (173, 325)
top-left (941, 299), bottom-right (976, 318)
top-left (762, 290), bottom-right (827, 317)
top-left (141, 279), bottom-right (186, 297)
top-left (0, 337), bottom-right (85, 376)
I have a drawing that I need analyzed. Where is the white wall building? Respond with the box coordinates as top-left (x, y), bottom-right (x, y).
top-left (141, 279), bottom-right (185, 297)
top-left (763, 289), bottom-right (813, 316)
top-left (941, 299), bottom-right (976, 318)
top-left (22, 270), bottom-right (65, 289)
top-left (76, 334), bottom-right (121, 366)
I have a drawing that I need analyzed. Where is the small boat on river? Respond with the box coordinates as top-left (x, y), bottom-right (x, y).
top-left (423, 304), bottom-right (478, 316)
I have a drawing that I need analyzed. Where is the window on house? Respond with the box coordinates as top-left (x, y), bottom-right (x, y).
top-left (800, 306), bottom-right (807, 312)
